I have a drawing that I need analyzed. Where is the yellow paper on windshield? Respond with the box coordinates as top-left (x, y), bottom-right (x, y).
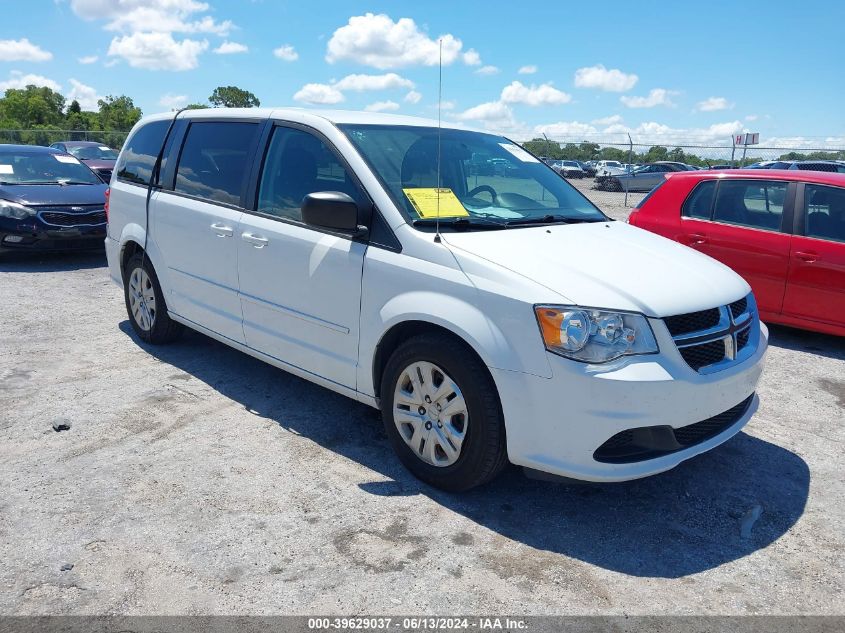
top-left (403, 187), bottom-right (468, 218)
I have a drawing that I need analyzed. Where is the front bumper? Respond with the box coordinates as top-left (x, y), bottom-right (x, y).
top-left (493, 319), bottom-right (768, 482)
top-left (0, 218), bottom-right (106, 253)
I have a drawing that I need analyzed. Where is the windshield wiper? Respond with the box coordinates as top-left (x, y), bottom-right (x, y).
top-left (504, 214), bottom-right (606, 227)
top-left (412, 216), bottom-right (507, 230)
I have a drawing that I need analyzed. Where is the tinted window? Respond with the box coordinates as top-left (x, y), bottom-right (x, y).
top-left (804, 184), bottom-right (845, 242)
top-left (116, 120), bottom-right (169, 185)
top-left (257, 126), bottom-right (365, 222)
top-left (713, 180), bottom-right (787, 231)
top-left (174, 121), bottom-right (259, 206)
top-left (682, 180), bottom-right (717, 219)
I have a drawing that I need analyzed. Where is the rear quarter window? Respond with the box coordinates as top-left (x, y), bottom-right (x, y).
top-left (681, 180), bottom-right (717, 219)
top-left (116, 120), bottom-right (170, 186)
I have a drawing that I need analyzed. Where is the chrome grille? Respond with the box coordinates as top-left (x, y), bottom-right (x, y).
top-left (665, 294), bottom-right (758, 374)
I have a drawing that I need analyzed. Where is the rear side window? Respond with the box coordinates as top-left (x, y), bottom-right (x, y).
top-left (804, 184), bottom-right (845, 242)
top-left (116, 120), bottom-right (169, 186)
top-left (713, 180), bottom-right (787, 232)
top-left (682, 180), bottom-right (717, 219)
top-left (174, 121), bottom-right (260, 206)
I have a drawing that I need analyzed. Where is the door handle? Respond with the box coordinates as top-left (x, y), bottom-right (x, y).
top-left (210, 223), bottom-right (233, 237)
top-left (685, 233), bottom-right (708, 246)
top-left (794, 251), bottom-right (818, 263)
top-left (242, 232), bottom-right (269, 248)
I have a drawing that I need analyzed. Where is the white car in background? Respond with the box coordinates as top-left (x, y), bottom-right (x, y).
top-left (105, 108), bottom-right (767, 491)
top-left (595, 160), bottom-right (629, 176)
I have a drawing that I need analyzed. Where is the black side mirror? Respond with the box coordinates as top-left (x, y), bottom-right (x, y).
top-left (301, 191), bottom-right (368, 237)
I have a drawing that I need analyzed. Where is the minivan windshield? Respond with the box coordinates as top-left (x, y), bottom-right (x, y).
top-left (340, 125), bottom-right (606, 229)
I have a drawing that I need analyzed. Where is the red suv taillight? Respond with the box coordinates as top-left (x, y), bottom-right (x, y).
top-left (104, 187), bottom-right (110, 223)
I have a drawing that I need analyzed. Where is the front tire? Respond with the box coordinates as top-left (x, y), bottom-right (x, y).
top-left (380, 333), bottom-right (508, 491)
top-left (123, 252), bottom-right (183, 344)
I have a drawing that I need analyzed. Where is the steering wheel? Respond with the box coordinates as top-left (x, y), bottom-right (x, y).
top-left (466, 185), bottom-right (497, 205)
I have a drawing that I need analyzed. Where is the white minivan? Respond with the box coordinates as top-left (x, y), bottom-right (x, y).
top-left (105, 108), bottom-right (767, 491)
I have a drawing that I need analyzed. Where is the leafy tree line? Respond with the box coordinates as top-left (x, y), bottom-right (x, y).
top-left (0, 84), bottom-right (261, 147)
top-left (522, 138), bottom-right (845, 167)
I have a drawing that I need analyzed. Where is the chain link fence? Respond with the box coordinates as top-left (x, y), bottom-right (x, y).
top-left (522, 135), bottom-right (845, 221)
top-left (0, 129), bottom-right (130, 148)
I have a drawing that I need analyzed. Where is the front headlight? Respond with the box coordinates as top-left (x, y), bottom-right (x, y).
top-left (0, 199), bottom-right (34, 220)
top-left (534, 305), bottom-right (658, 363)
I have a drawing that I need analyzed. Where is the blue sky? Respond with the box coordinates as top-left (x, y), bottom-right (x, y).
top-left (2, 0), bottom-right (843, 147)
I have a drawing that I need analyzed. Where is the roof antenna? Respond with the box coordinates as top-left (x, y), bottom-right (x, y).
top-left (434, 37), bottom-right (443, 243)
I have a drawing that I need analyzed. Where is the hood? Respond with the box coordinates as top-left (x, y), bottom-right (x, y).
top-left (0, 183), bottom-right (108, 207)
top-left (443, 221), bottom-right (750, 317)
top-left (80, 159), bottom-right (116, 170)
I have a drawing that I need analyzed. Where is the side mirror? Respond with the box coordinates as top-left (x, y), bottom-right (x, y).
top-left (301, 191), bottom-right (368, 237)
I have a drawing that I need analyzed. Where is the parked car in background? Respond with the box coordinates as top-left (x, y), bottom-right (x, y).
top-left (595, 160), bottom-right (627, 176)
top-left (629, 169), bottom-right (845, 337)
top-left (746, 160), bottom-right (845, 173)
top-left (552, 160), bottom-right (586, 179)
top-left (596, 161), bottom-right (690, 192)
top-left (0, 144), bottom-right (108, 253)
top-left (49, 141), bottom-right (119, 183)
top-left (576, 160), bottom-right (596, 176)
top-left (708, 164), bottom-right (734, 170)
top-left (105, 108), bottom-right (766, 490)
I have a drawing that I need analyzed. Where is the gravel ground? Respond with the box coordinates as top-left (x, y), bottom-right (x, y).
top-left (0, 243), bottom-right (843, 616)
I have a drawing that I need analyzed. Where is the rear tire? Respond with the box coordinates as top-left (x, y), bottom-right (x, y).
top-left (380, 333), bottom-right (508, 492)
top-left (123, 252), bottom-right (183, 344)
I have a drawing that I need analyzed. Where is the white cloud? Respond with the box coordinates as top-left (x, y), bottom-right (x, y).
top-left (574, 64), bottom-right (638, 92)
top-left (745, 114), bottom-right (758, 122)
top-left (455, 101), bottom-right (515, 125)
top-left (273, 44), bottom-right (298, 61)
top-left (333, 73), bottom-right (414, 91)
top-left (0, 38), bottom-right (53, 62)
top-left (364, 100), bottom-right (400, 112)
top-left (696, 96), bottom-right (732, 112)
top-left (404, 90), bottom-right (421, 104)
top-left (0, 71), bottom-right (61, 92)
top-left (475, 65), bottom-right (499, 76)
top-left (462, 48), bottom-right (481, 66)
top-left (70, 0), bottom-right (232, 36)
top-left (293, 83), bottom-right (344, 104)
top-left (501, 81), bottom-right (571, 106)
top-left (107, 32), bottom-right (208, 71)
top-left (214, 41), bottom-right (248, 55)
top-left (159, 93), bottom-right (188, 109)
top-left (592, 114), bottom-right (623, 125)
top-left (67, 78), bottom-right (103, 110)
top-left (620, 88), bottom-right (676, 108)
top-left (534, 121), bottom-right (599, 137)
top-left (78, 55), bottom-right (99, 64)
top-left (518, 65), bottom-right (537, 75)
top-left (440, 100), bottom-right (455, 111)
top-left (326, 13), bottom-right (464, 69)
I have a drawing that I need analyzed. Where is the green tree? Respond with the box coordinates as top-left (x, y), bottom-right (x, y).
top-left (97, 95), bottom-right (142, 131)
top-left (643, 145), bottom-right (669, 163)
top-left (0, 85), bottom-right (66, 128)
top-left (184, 103), bottom-right (209, 110)
top-left (208, 86), bottom-right (260, 108)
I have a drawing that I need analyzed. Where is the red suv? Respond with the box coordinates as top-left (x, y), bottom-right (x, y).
top-left (629, 170), bottom-right (845, 337)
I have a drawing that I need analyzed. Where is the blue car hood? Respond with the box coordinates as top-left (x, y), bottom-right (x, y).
top-left (0, 183), bottom-right (108, 206)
